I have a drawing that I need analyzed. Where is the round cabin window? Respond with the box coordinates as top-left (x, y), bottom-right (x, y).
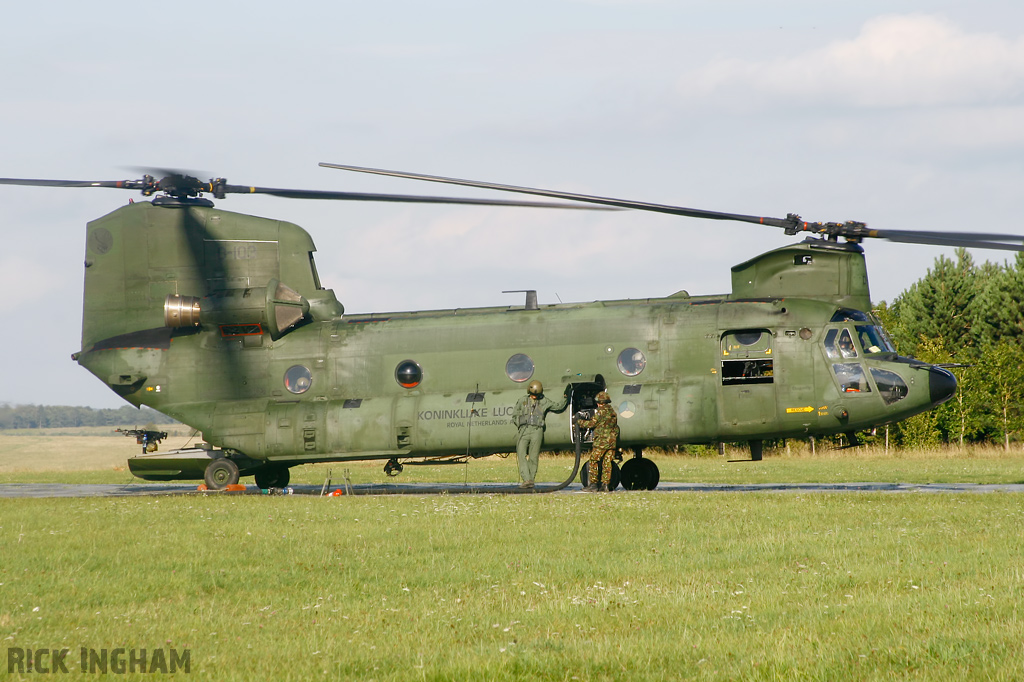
top-left (284, 365), bottom-right (313, 394)
top-left (395, 360), bottom-right (423, 388)
top-left (505, 353), bottom-right (535, 383)
top-left (617, 348), bottom-right (646, 377)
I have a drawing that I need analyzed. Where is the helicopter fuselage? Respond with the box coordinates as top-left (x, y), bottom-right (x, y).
top-left (72, 200), bottom-right (955, 486)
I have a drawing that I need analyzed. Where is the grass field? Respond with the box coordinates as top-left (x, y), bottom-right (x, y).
top-left (2, 433), bottom-right (1023, 680)
top-left (3, 430), bottom-right (1024, 487)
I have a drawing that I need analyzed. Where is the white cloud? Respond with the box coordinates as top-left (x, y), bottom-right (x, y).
top-left (689, 14), bottom-right (1024, 108)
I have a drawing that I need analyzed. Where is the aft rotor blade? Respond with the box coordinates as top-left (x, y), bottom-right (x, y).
top-left (0, 177), bottom-right (139, 189)
top-left (319, 163), bottom-right (785, 226)
top-left (320, 163), bottom-right (1024, 249)
top-left (220, 185), bottom-right (616, 209)
top-left (0, 175), bottom-right (613, 210)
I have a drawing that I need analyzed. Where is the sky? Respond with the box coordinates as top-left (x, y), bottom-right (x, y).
top-left (2, 1), bottom-right (1023, 408)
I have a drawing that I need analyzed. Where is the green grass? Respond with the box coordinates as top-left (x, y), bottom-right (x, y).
top-left (3, 433), bottom-right (1024, 678)
top-left (3, 432), bottom-right (1024, 487)
top-left (0, 432), bottom-right (196, 484)
top-left (1, 493), bottom-right (1022, 680)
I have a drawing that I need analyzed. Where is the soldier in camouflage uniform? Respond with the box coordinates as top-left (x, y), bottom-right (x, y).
top-left (577, 391), bottom-right (618, 492)
top-left (512, 380), bottom-right (570, 489)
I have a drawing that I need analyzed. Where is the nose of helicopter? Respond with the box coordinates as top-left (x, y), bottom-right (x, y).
top-left (928, 366), bottom-right (957, 406)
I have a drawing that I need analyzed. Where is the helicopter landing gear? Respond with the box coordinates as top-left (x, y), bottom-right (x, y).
top-left (254, 466), bottom-right (290, 489)
top-left (619, 447), bottom-right (660, 490)
top-left (204, 458), bottom-right (240, 490)
top-left (579, 461), bottom-right (621, 491)
top-left (384, 458), bottom-right (404, 477)
top-left (749, 440), bottom-right (763, 461)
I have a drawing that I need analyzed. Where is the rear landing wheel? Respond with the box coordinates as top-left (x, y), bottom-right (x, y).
top-left (204, 458), bottom-right (240, 490)
top-left (254, 466), bottom-right (290, 489)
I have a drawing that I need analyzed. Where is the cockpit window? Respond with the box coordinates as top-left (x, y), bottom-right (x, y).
top-left (831, 308), bottom-right (872, 323)
top-left (856, 325), bottom-right (896, 354)
top-left (870, 368), bottom-right (908, 404)
top-left (824, 328), bottom-right (858, 360)
top-left (833, 363), bottom-right (871, 394)
top-left (878, 326), bottom-right (897, 351)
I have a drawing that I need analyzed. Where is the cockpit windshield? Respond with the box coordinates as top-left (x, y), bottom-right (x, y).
top-left (829, 308), bottom-right (898, 355)
top-left (830, 308), bottom-right (872, 323)
top-left (855, 325), bottom-right (896, 354)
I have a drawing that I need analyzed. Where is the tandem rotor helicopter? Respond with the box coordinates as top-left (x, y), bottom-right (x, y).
top-left (3, 164), bottom-right (1024, 491)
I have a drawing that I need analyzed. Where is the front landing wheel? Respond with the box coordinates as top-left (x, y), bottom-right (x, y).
top-left (620, 457), bottom-right (660, 490)
top-left (204, 458), bottom-right (240, 490)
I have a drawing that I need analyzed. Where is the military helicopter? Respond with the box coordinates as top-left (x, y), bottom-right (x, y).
top-left (3, 166), bottom-right (1023, 491)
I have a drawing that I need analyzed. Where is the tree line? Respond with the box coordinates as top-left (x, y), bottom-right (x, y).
top-left (875, 249), bottom-right (1024, 449)
top-left (0, 403), bottom-right (179, 430)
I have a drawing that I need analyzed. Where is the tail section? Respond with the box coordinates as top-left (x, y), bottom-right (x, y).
top-left (76, 200), bottom-right (342, 405)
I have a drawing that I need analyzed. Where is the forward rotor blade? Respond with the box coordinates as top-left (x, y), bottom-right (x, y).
top-left (870, 229), bottom-right (1024, 252)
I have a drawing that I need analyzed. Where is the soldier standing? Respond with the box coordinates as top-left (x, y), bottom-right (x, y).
top-left (512, 380), bottom-right (570, 489)
top-left (577, 391), bottom-right (618, 492)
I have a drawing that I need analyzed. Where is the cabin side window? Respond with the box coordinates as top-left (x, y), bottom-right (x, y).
top-left (823, 328), bottom-right (858, 359)
top-left (824, 328), bottom-right (874, 393)
top-left (870, 368), bottom-right (908, 404)
top-left (832, 362), bottom-right (871, 393)
top-left (720, 329), bottom-right (773, 385)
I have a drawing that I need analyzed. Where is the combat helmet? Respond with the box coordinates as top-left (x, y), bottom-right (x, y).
top-left (527, 380), bottom-right (544, 395)
top-left (595, 391), bottom-right (611, 403)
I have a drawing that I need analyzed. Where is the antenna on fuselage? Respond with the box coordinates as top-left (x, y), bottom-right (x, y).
top-left (503, 290), bottom-right (539, 311)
